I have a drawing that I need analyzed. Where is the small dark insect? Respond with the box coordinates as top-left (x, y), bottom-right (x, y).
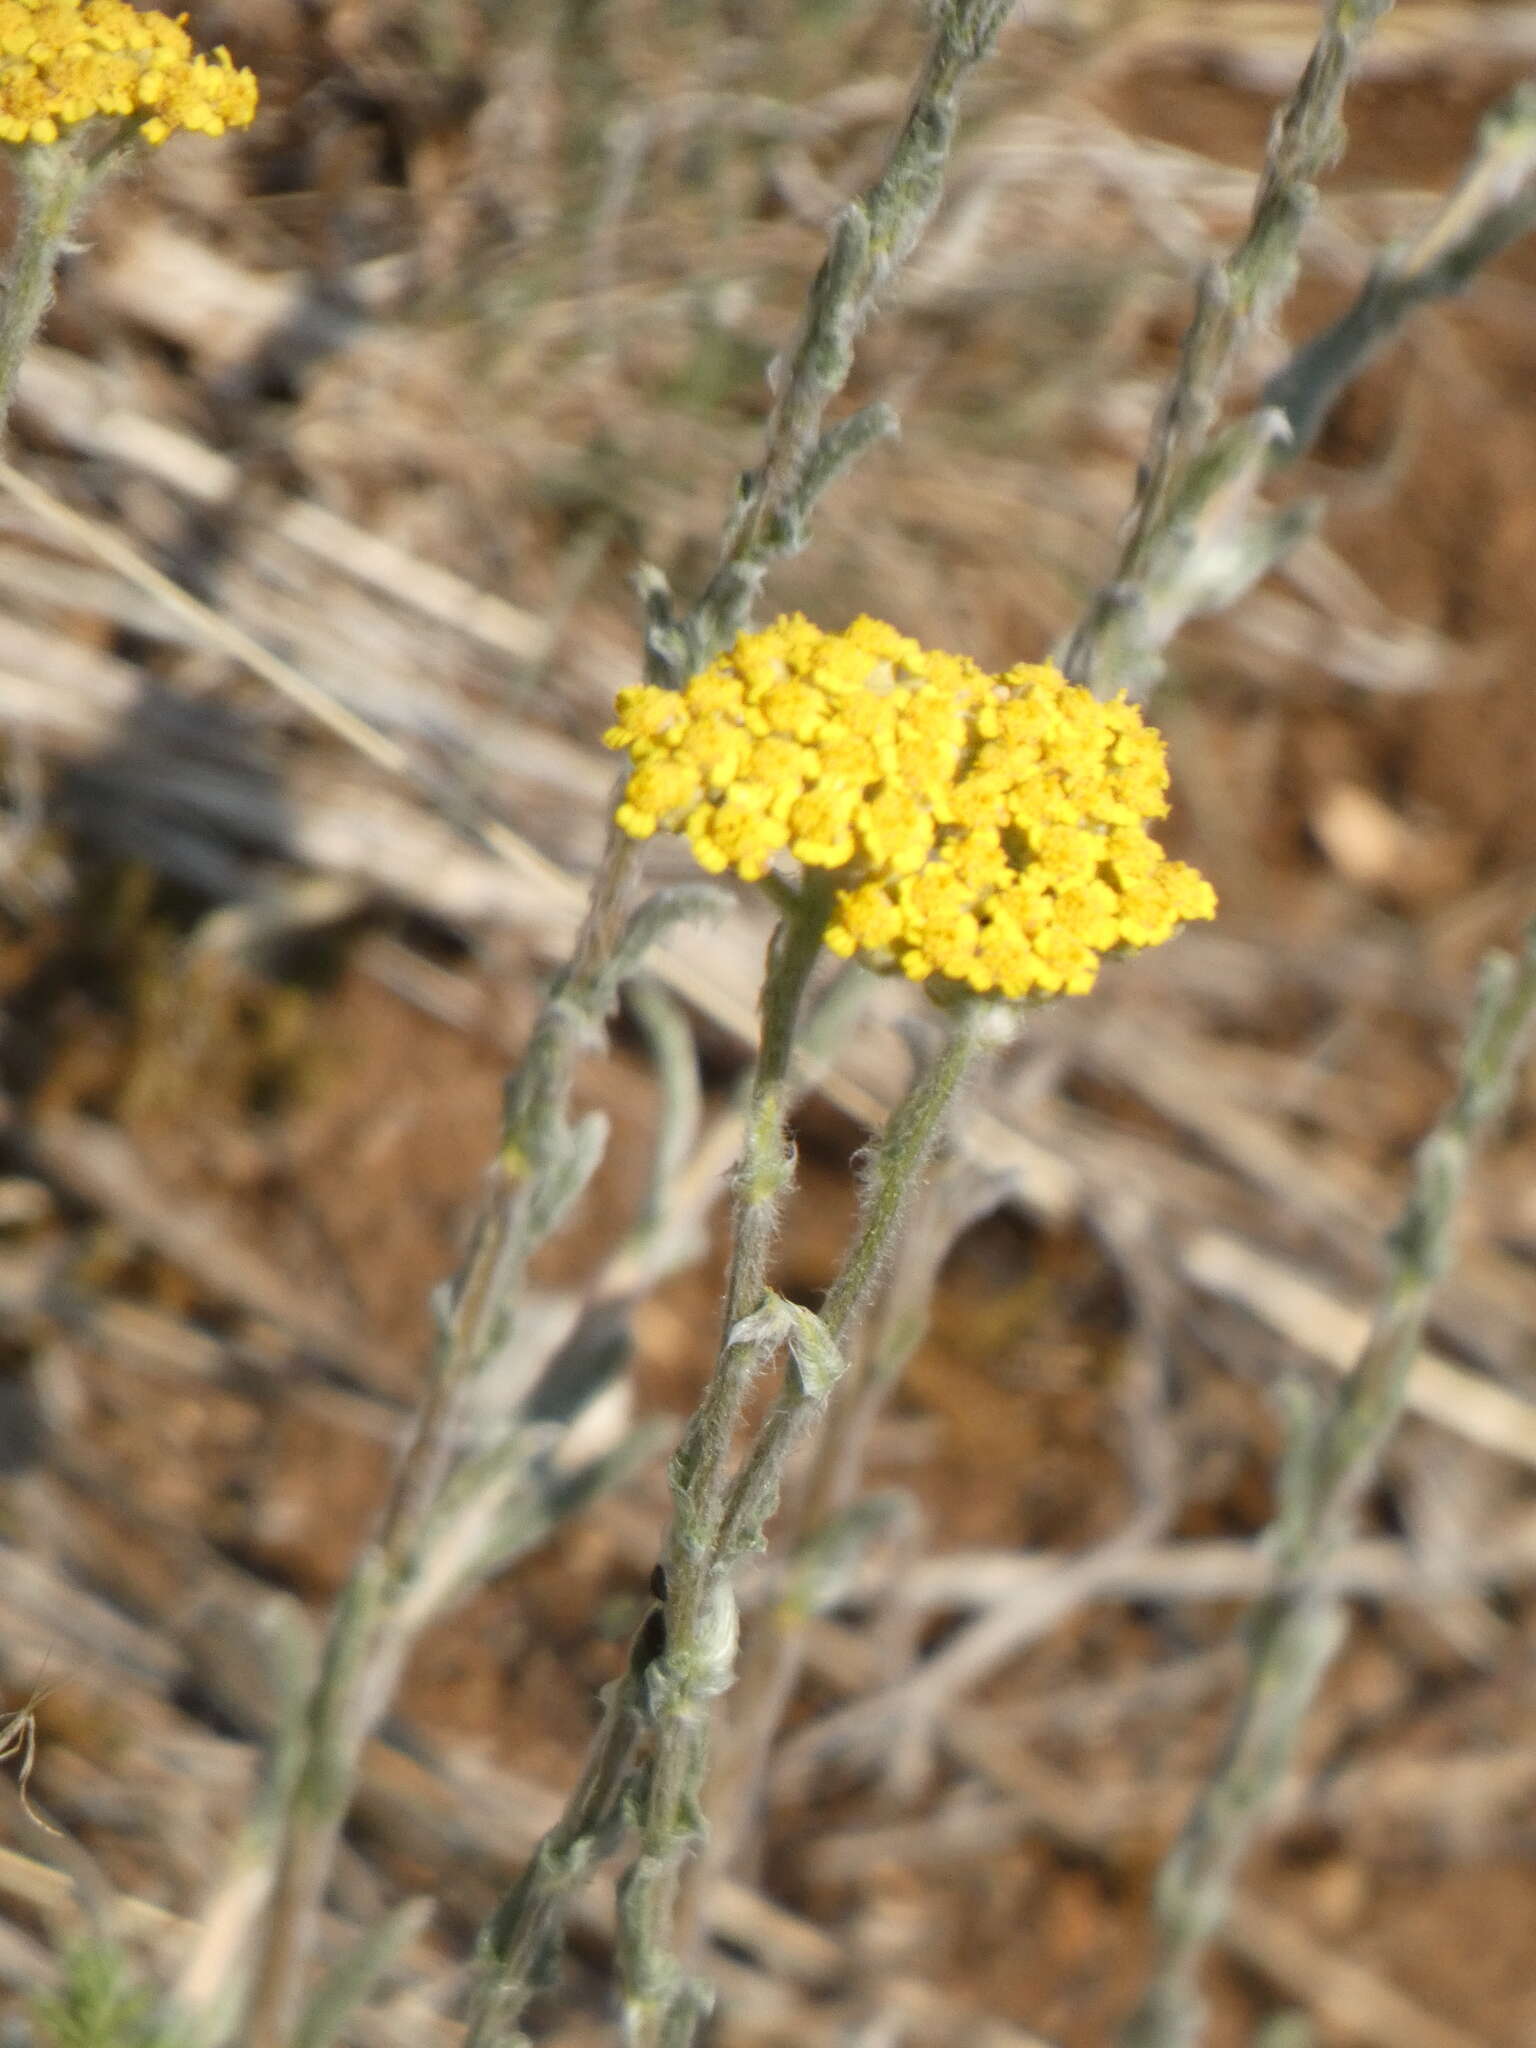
top-left (632, 1602), bottom-right (668, 1678)
top-left (649, 1561), bottom-right (668, 1603)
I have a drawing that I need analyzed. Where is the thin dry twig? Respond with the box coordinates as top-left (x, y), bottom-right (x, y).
top-left (0, 1669), bottom-right (60, 1835)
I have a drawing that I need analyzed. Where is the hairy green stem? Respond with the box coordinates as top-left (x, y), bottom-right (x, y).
top-left (1060, 0), bottom-right (1392, 697)
top-left (715, 998), bottom-right (1003, 1568)
top-left (696, 1138), bottom-right (1011, 1875)
top-left (465, 1645), bottom-right (654, 2048)
top-left (0, 145), bottom-right (107, 427)
top-left (613, 881), bottom-right (835, 2048)
top-left (463, 881), bottom-right (833, 2048)
top-left (618, 996), bottom-right (1005, 2047)
top-left (1120, 925), bottom-right (1536, 2048)
top-left (1119, 0), bottom-right (1391, 571)
top-left (675, 883), bottom-right (836, 1531)
top-left (821, 1002), bottom-right (999, 1342)
top-left (698, 1150), bottom-right (1006, 1885)
top-left (1053, 22), bottom-right (1536, 712)
top-left (691, 0), bottom-right (1016, 656)
top-left (1265, 80), bottom-right (1536, 458)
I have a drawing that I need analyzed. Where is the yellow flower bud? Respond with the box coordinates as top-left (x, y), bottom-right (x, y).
top-left (0, 0), bottom-right (256, 149)
top-left (604, 615), bottom-right (1216, 1003)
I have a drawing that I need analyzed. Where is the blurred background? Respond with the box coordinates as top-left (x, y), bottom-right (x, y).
top-left (3, 3), bottom-right (1536, 2044)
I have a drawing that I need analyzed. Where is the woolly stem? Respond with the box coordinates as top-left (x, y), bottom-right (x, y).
top-left (613, 878), bottom-right (834, 2048)
top-left (715, 997), bottom-right (1005, 1569)
top-left (0, 144), bottom-right (107, 427)
top-left (1120, 924), bottom-right (1536, 2048)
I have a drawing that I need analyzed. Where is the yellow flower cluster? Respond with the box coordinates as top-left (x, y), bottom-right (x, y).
top-left (605, 615), bottom-right (1215, 1002)
top-left (0, 0), bottom-right (256, 147)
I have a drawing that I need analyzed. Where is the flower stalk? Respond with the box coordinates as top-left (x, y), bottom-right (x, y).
top-left (617, 883), bottom-right (834, 2034)
top-left (700, 1156), bottom-right (1004, 1883)
top-left (712, 999), bottom-right (1007, 1578)
top-left (464, 876), bottom-right (828, 2047)
top-left (0, 146), bottom-right (96, 423)
top-left (675, 874), bottom-right (839, 1537)
top-left (616, 988), bottom-right (1007, 2048)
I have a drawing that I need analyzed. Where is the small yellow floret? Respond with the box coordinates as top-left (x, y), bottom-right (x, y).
top-left (0, 0), bottom-right (255, 147)
top-left (604, 615), bottom-right (1216, 1004)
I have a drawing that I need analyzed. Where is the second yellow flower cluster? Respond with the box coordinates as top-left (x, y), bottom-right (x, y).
top-left (605, 614), bottom-right (1215, 1002)
top-left (0, 0), bottom-right (257, 147)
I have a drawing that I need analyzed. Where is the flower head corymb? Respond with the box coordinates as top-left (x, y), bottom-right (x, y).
top-left (0, 0), bottom-right (257, 147)
top-left (605, 615), bottom-right (1216, 1003)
